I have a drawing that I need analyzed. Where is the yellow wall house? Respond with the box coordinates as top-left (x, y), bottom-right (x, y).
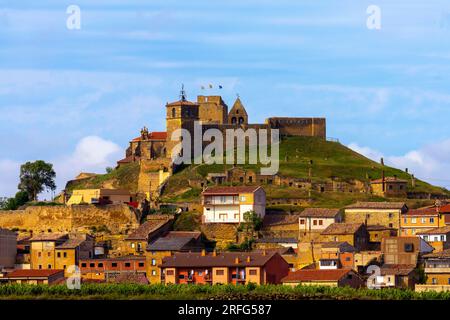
top-left (344, 202), bottom-right (408, 229)
top-left (370, 176), bottom-right (408, 198)
top-left (30, 233), bottom-right (95, 276)
top-left (401, 207), bottom-right (441, 236)
top-left (202, 186), bottom-right (266, 223)
top-left (423, 249), bottom-right (450, 286)
top-left (67, 189), bottom-right (131, 205)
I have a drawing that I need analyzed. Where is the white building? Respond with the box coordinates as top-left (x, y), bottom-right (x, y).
top-left (202, 186), bottom-right (266, 223)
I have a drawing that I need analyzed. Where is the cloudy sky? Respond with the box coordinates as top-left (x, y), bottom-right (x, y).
top-left (0, 0), bottom-right (450, 199)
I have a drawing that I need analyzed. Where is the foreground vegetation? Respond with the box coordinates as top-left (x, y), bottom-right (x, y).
top-left (1, 283), bottom-right (450, 300)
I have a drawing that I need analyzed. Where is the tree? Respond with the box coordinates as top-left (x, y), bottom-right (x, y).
top-left (0, 191), bottom-right (29, 210)
top-left (105, 167), bottom-right (114, 174)
top-left (18, 160), bottom-right (56, 201)
top-left (242, 211), bottom-right (263, 232)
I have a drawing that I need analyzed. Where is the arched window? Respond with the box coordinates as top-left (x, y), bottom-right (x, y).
top-left (231, 117), bottom-right (237, 124)
top-left (172, 108), bottom-right (176, 118)
top-left (238, 117), bottom-right (244, 124)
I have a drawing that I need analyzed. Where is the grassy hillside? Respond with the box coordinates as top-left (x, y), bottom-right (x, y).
top-left (161, 137), bottom-right (448, 207)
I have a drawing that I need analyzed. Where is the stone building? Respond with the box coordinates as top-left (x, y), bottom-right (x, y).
top-left (344, 201), bottom-right (408, 230)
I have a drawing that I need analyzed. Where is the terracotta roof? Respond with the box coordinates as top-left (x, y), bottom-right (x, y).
top-left (30, 233), bottom-right (67, 241)
top-left (125, 219), bottom-right (172, 241)
top-left (345, 202), bottom-right (406, 210)
top-left (160, 251), bottom-right (279, 268)
top-left (366, 224), bottom-right (396, 231)
top-left (56, 238), bottom-right (86, 249)
top-left (282, 269), bottom-right (353, 283)
top-left (5, 269), bottom-right (64, 278)
top-left (202, 186), bottom-right (262, 195)
top-left (147, 231), bottom-right (203, 251)
top-left (298, 208), bottom-right (340, 218)
top-left (320, 241), bottom-right (356, 252)
top-left (321, 223), bottom-right (364, 235)
top-left (416, 226), bottom-right (450, 235)
top-left (371, 177), bottom-right (408, 184)
top-left (263, 214), bottom-right (299, 226)
top-left (380, 264), bottom-right (416, 276)
top-left (132, 131), bottom-right (167, 142)
top-left (439, 204), bottom-right (450, 213)
top-left (423, 249), bottom-right (450, 259)
top-left (166, 100), bottom-right (199, 107)
top-left (403, 208), bottom-right (438, 216)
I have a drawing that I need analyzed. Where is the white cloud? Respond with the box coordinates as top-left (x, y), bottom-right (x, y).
top-left (348, 139), bottom-right (450, 189)
top-left (0, 136), bottom-right (122, 200)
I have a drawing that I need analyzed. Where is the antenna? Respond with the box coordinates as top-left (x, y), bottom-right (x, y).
top-left (180, 84), bottom-right (187, 101)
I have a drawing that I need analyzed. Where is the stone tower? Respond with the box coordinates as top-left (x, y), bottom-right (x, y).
top-left (197, 95), bottom-right (228, 124)
top-left (165, 86), bottom-right (199, 162)
top-left (228, 96), bottom-right (248, 125)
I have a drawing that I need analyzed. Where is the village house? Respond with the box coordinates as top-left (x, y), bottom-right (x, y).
top-left (145, 231), bottom-right (204, 283)
top-left (79, 255), bottom-right (147, 282)
top-left (0, 269), bottom-right (65, 285)
top-left (381, 236), bottom-right (433, 266)
top-left (281, 269), bottom-right (364, 288)
top-left (253, 247), bottom-right (297, 270)
top-left (30, 233), bottom-right (95, 276)
top-left (0, 228), bottom-right (17, 270)
top-left (160, 250), bottom-right (289, 285)
top-left (370, 264), bottom-right (417, 289)
top-left (298, 208), bottom-right (343, 236)
top-left (422, 249), bottom-right (450, 286)
top-left (201, 186), bottom-right (266, 224)
top-left (366, 224), bottom-right (397, 250)
top-left (370, 176), bottom-right (408, 198)
top-left (344, 202), bottom-right (408, 229)
top-left (123, 216), bottom-right (173, 255)
top-left (261, 214), bottom-right (300, 240)
top-left (319, 242), bottom-right (356, 270)
top-left (319, 223), bottom-right (369, 251)
top-left (416, 226), bottom-right (450, 252)
top-left (400, 207), bottom-right (441, 236)
top-left (66, 188), bottom-right (132, 205)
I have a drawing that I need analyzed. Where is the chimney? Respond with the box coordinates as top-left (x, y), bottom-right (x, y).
top-left (212, 250), bottom-right (217, 257)
top-left (262, 250), bottom-right (267, 256)
top-left (246, 256), bottom-right (251, 263)
top-left (382, 170), bottom-right (386, 192)
top-left (405, 168), bottom-right (408, 173)
top-left (411, 174), bottom-right (416, 188)
top-left (201, 249), bottom-right (206, 256)
top-left (235, 257), bottom-right (240, 264)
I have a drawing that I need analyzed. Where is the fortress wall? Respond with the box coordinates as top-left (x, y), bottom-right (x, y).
top-left (0, 204), bottom-right (139, 234)
top-left (267, 118), bottom-right (326, 138)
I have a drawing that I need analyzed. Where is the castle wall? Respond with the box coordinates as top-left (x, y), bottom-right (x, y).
top-left (266, 117), bottom-right (326, 138)
top-left (197, 95), bottom-right (228, 124)
top-left (0, 204), bottom-right (139, 234)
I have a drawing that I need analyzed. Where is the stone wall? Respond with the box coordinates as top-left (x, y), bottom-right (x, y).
top-left (0, 204), bottom-right (139, 234)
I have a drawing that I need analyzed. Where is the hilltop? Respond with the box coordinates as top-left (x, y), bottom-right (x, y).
top-left (64, 136), bottom-right (448, 211)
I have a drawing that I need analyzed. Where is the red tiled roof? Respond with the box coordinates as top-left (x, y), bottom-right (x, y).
top-left (202, 186), bottom-right (262, 195)
top-left (404, 208), bottom-right (439, 216)
top-left (166, 100), bottom-right (199, 107)
top-left (298, 208), bottom-right (340, 218)
top-left (380, 264), bottom-right (416, 276)
top-left (439, 204), bottom-right (450, 213)
top-left (321, 223), bottom-right (364, 235)
top-left (132, 131), bottom-right (167, 142)
top-left (6, 269), bottom-right (64, 278)
top-left (282, 269), bottom-right (352, 283)
top-left (125, 218), bottom-right (172, 241)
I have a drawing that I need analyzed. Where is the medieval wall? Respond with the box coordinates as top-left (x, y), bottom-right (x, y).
top-left (0, 204), bottom-right (139, 234)
top-left (266, 117), bottom-right (326, 138)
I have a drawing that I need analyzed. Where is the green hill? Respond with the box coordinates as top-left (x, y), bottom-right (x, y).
top-left (160, 136), bottom-right (448, 209)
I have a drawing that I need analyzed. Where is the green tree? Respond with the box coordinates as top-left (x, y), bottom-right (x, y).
top-left (18, 160), bottom-right (56, 201)
top-left (242, 210), bottom-right (263, 232)
top-left (105, 167), bottom-right (114, 174)
top-left (0, 191), bottom-right (29, 210)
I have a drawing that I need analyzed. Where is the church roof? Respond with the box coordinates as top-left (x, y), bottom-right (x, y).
top-left (229, 97), bottom-right (248, 116)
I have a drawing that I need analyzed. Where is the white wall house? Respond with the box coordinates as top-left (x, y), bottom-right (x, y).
top-left (202, 186), bottom-right (266, 224)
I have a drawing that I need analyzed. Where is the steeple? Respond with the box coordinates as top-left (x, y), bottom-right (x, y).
top-left (228, 95), bottom-right (248, 125)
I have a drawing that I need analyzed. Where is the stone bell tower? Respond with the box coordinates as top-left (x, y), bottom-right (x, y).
top-left (165, 85), bottom-right (199, 162)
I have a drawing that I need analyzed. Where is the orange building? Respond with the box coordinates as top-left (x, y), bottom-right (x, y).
top-left (79, 256), bottom-right (147, 282)
top-left (400, 207), bottom-right (441, 236)
top-left (160, 250), bottom-right (289, 285)
top-left (2, 269), bottom-right (64, 285)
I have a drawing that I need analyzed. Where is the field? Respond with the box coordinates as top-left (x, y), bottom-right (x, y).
top-left (0, 283), bottom-right (450, 300)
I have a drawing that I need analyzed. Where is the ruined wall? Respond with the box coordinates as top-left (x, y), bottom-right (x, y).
top-left (266, 117), bottom-right (326, 138)
top-left (0, 204), bottom-right (139, 234)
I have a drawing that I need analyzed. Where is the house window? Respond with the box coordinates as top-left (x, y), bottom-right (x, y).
top-left (249, 269), bottom-right (257, 276)
top-left (389, 213), bottom-right (393, 219)
top-left (138, 262), bottom-right (145, 267)
top-left (430, 218), bottom-right (435, 223)
top-left (404, 243), bottom-right (414, 252)
top-left (423, 236), bottom-right (429, 241)
top-left (47, 252), bottom-right (51, 257)
top-left (411, 217), bottom-right (417, 224)
top-left (131, 243), bottom-right (135, 248)
top-left (152, 270), bottom-right (157, 276)
top-left (389, 185), bottom-right (393, 190)
top-left (219, 214), bottom-right (227, 220)
top-left (389, 223), bottom-right (393, 228)
top-left (90, 263), bottom-right (95, 267)
top-left (178, 275), bottom-right (185, 279)
top-left (240, 196), bottom-right (246, 202)
top-left (234, 214), bottom-right (239, 220)
top-left (198, 271), bottom-right (203, 276)
top-left (166, 270), bottom-right (174, 276)
top-left (432, 278), bottom-right (437, 285)
top-left (318, 220), bottom-right (323, 226)
top-left (81, 263), bottom-right (87, 267)
top-left (216, 270), bottom-right (224, 276)
top-left (47, 264), bottom-right (52, 269)
top-left (313, 220), bottom-right (317, 226)
top-left (421, 218), bottom-right (426, 224)
top-left (441, 235), bottom-right (445, 241)
top-left (112, 263), bottom-right (117, 267)
top-left (345, 257), bottom-right (351, 261)
top-left (300, 219), bottom-right (305, 225)
top-left (171, 108), bottom-right (176, 118)
top-left (57, 252), bottom-right (61, 258)
top-left (38, 265), bottom-right (42, 269)
top-left (403, 218), bottom-right (407, 224)
top-left (38, 252), bottom-right (42, 257)
top-left (98, 263), bottom-right (104, 268)
top-left (63, 252), bottom-right (67, 258)
top-left (125, 263), bottom-right (131, 267)
top-left (152, 259), bottom-right (156, 266)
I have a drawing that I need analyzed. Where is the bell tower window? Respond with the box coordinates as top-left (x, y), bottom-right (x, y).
top-left (172, 108), bottom-right (176, 118)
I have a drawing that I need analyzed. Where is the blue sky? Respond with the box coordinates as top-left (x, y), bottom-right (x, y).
top-left (1, 0), bottom-right (450, 198)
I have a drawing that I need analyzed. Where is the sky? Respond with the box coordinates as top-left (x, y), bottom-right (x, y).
top-left (0, 0), bottom-right (450, 199)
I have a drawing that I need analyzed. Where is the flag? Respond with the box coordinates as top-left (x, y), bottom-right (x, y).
top-left (209, 84), bottom-right (213, 89)
top-left (219, 85), bottom-right (223, 89)
top-left (201, 86), bottom-right (205, 90)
